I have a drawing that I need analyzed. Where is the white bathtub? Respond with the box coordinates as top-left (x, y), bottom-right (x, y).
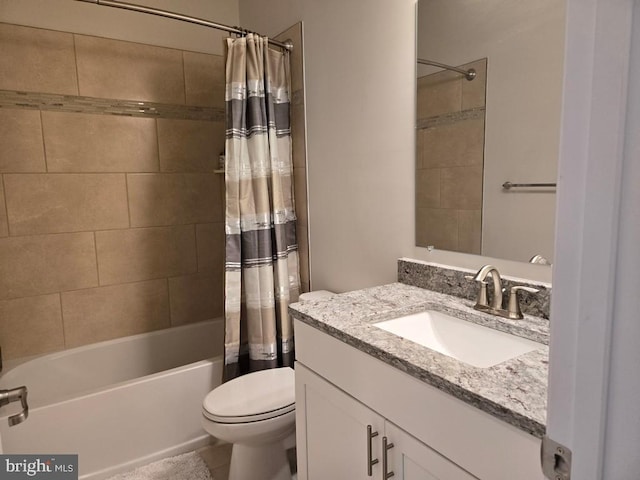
top-left (0, 319), bottom-right (224, 479)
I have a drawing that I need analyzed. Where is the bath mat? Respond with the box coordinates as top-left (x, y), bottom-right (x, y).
top-left (105, 451), bottom-right (212, 480)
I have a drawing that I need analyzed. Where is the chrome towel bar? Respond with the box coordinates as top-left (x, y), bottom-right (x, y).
top-left (502, 181), bottom-right (557, 190)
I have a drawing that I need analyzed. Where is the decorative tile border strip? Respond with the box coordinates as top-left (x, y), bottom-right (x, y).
top-left (417, 106), bottom-right (485, 130)
top-left (0, 89), bottom-right (225, 122)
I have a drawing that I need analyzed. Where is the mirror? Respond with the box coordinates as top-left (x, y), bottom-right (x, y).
top-left (416, 0), bottom-right (565, 264)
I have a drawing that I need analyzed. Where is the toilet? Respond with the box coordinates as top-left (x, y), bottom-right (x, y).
top-left (201, 291), bottom-right (334, 480)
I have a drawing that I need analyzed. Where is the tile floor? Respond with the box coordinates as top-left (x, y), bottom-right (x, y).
top-left (196, 442), bottom-right (297, 480)
top-left (196, 442), bottom-right (233, 479)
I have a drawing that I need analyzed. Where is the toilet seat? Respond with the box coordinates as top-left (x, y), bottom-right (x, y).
top-left (203, 367), bottom-right (295, 424)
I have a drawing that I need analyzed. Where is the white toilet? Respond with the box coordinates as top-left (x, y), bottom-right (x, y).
top-left (202, 367), bottom-right (296, 480)
top-left (202, 291), bottom-right (334, 480)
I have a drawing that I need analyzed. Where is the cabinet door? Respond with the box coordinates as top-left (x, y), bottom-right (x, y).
top-left (384, 422), bottom-right (479, 480)
top-left (296, 363), bottom-right (384, 480)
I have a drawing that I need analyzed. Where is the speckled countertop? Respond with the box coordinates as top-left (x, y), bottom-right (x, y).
top-left (290, 282), bottom-right (549, 438)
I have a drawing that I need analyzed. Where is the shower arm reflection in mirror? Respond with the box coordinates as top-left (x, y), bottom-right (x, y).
top-left (417, 58), bottom-right (476, 81)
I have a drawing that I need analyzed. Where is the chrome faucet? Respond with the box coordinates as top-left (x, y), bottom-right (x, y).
top-left (467, 265), bottom-right (539, 319)
top-left (472, 264), bottom-right (504, 310)
top-left (529, 254), bottom-right (552, 265)
top-left (0, 386), bottom-right (29, 426)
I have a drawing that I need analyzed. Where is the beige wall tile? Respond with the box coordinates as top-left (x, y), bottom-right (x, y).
top-left (0, 294), bottom-right (64, 360)
top-left (61, 279), bottom-right (170, 348)
top-left (96, 225), bottom-right (197, 285)
top-left (416, 208), bottom-right (458, 251)
top-left (168, 272), bottom-right (223, 326)
top-left (4, 174), bottom-right (129, 236)
top-left (0, 109), bottom-right (46, 173)
top-left (291, 103), bottom-right (307, 169)
top-left (0, 233), bottom-right (98, 300)
top-left (462, 59), bottom-right (487, 110)
top-left (74, 34), bottom-right (185, 104)
top-left (417, 70), bottom-right (461, 119)
top-left (294, 167), bottom-right (308, 226)
top-left (0, 23), bottom-right (78, 95)
top-left (458, 209), bottom-right (482, 255)
top-left (0, 180), bottom-right (7, 237)
top-left (416, 168), bottom-right (441, 208)
top-left (297, 223), bottom-right (310, 293)
top-left (423, 118), bottom-right (485, 168)
top-left (127, 173), bottom-right (222, 227)
top-left (196, 223), bottom-right (225, 273)
top-left (416, 128), bottom-right (425, 169)
top-left (157, 119), bottom-right (224, 172)
top-left (440, 166), bottom-right (484, 210)
top-left (183, 52), bottom-right (225, 108)
top-left (42, 111), bottom-right (159, 173)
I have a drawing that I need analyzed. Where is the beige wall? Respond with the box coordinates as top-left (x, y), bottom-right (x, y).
top-left (418, 0), bottom-right (565, 263)
top-left (0, 23), bottom-right (226, 361)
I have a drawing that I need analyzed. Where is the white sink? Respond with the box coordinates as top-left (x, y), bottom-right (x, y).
top-left (373, 310), bottom-right (541, 368)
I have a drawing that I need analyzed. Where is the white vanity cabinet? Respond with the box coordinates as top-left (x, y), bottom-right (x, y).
top-left (385, 421), bottom-right (477, 479)
top-left (297, 362), bottom-right (477, 479)
top-left (294, 320), bottom-right (545, 480)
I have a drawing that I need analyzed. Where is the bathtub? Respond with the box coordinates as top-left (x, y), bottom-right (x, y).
top-left (0, 319), bottom-right (224, 480)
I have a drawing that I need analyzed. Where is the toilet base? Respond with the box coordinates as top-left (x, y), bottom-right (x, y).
top-left (229, 442), bottom-right (291, 480)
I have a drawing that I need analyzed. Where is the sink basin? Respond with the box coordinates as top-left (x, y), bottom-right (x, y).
top-left (373, 310), bottom-right (541, 368)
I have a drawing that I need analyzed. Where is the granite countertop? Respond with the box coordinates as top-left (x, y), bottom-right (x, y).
top-left (289, 282), bottom-right (549, 438)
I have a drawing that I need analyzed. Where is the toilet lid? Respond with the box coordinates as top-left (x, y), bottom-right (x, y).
top-left (203, 367), bottom-right (295, 424)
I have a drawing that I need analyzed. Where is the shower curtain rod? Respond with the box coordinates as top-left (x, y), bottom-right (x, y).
top-left (75, 0), bottom-right (293, 51)
top-left (418, 58), bottom-right (476, 81)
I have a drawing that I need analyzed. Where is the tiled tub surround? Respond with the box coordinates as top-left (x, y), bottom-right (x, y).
top-left (416, 58), bottom-right (487, 254)
top-left (398, 258), bottom-right (551, 319)
top-left (0, 22), bottom-right (310, 361)
top-left (289, 282), bottom-right (549, 438)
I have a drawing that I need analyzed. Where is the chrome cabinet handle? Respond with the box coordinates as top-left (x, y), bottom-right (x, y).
top-left (382, 436), bottom-right (395, 479)
top-left (367, 425), bottom-right (379, 476)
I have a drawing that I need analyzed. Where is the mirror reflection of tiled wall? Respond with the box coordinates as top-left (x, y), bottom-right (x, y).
top-left (416, 58), bottom-right (487, 254)
top-left (0, 22), bottom-right (309, 361)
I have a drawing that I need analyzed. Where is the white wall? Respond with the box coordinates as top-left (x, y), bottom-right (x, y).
top-left (602, 1), bottom-right (640, 475)
top-left (418, 0), bottom-right (565, 263)
top-left (0, 0), bottom-right (239, 54)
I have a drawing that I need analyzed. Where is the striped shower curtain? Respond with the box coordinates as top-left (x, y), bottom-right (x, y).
top-left (223, 34), bottom-right (301, 380)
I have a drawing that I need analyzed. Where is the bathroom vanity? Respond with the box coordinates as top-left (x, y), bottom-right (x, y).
top-left (290, 262), bottom-right (550, 480)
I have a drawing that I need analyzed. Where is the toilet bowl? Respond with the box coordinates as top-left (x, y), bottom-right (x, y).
top-left (202, 367), bottom-right (296, 480)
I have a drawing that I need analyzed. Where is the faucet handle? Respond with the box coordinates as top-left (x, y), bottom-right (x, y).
top-left (465, 275), bottom-right (489, 307)
top-left (507, 286), bottom-right (539, 319)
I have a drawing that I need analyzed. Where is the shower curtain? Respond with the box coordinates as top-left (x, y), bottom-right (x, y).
top-left (223, 34), bottom-right (301, 380)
